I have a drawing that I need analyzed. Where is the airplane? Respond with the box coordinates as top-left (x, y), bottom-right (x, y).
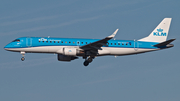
top-left (4, 18), bottom-right (175, 66)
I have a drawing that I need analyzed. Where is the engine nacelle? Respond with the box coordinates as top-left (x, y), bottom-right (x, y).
top-left (56, 47), bottom-right (84, 56)
top-left (57, 54), bottom-right (78, 61)
top-left (63, 48), bottom-right (78, 56)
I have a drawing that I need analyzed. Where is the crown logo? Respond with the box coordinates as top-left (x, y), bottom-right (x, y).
top-left (154, 28), bottom-right (166, 36)
top-left (157, 28), bottom-right (163, 32)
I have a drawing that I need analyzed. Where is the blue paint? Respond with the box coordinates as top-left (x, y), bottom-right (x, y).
top-left (4, 37), bottom-right (160, 49)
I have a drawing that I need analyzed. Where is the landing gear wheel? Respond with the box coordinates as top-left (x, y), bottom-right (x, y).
top-left (20, 52), bottom-right (25, 61)
top-left (21, 57), bottom-right (25, 61)
top-left (83, 61), bottom-right (89, 66)
top-left (87, 58), bottom-right (93, 63)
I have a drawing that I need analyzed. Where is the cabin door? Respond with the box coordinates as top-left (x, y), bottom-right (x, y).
top-left (134, 40), bottom-right (138, 51)
top-left (26, 37), bottom-right (32, 47)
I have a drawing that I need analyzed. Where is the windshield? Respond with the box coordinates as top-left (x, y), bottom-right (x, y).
top-left (12, 39), bottom-right (20, 42)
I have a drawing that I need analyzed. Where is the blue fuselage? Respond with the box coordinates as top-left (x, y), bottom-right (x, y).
top-left (4, 37), bottom-right (159, 49)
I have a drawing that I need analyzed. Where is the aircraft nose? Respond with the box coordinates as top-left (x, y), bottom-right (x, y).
top-left (4, 44), bottom-right (11, 50)
top-left (4, 45), bottom-right (8, 50)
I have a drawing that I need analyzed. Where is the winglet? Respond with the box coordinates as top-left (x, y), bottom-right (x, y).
top-left (107, 29), bottom-right (119, 38)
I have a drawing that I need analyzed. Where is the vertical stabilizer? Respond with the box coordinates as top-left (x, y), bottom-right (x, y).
top-left (138, 18), bottom-right (172, 42)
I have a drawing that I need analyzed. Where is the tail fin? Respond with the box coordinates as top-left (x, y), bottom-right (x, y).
top-left (138, 18), bottom-right (172, 42)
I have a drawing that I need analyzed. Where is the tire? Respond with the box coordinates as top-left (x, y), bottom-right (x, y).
top-left (83, 61), bottom-right (89, 66)
top-left (87, 58), bottom-right (93, 63)
top-left (21, 57), bottom-right (25, 61)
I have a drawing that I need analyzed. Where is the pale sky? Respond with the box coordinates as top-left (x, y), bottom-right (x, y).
top-left (0, 0), bottom-right (180, 101)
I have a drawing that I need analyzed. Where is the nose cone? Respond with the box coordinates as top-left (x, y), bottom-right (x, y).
top-left (4, 43), bottom-right (12, 50)
top-left (4, 45), bottom-right (8, 50)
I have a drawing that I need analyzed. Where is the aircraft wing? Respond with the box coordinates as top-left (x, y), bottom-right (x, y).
top-left (80, 29), bottom-right (119, 51)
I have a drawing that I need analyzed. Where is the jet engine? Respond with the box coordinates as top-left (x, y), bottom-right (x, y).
top-left (63, 48), bottom-right (78, 56)
top-left (56, 47), bottom-right (85, 57)
top-left (57, 54), bottom-right (78, 61)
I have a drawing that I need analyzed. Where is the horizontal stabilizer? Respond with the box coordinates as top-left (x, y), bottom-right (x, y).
top-left (154, 39), bottom-right (175, 47)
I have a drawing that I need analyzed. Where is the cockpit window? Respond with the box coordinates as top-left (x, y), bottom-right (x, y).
top-left (12, 39), bottom-right (20, 42)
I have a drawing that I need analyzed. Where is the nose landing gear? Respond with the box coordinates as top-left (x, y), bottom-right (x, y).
top-left (20, 51), bottom-right (25, 61)
top-left (21, 57), bottom-right (25, 61)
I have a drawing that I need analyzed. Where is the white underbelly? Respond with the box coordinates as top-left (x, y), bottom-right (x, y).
top-left (6, 46), bottom-right (159, 55)
top-left (101, 47), bottom-right (158, 56)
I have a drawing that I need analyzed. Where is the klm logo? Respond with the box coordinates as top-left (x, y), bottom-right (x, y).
top-left (153, 28), bottom-right (166, 36)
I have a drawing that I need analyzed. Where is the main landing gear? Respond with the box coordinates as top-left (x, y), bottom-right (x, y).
top-left (83, 56), bottom-right (94, 66)
top-left (20, 51), bottom-right (25, 61)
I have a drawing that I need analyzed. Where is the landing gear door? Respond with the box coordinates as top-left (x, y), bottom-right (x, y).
top-left (26, 37), bottom-right (32, 47)
top-left (134, 40), bottom-right (138, 51)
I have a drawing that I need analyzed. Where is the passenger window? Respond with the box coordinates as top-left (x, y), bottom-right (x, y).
top-left (61, 41), bottom-right (63, 43)
top-left (81, 42), bottom-right (83, 44)
top-left (54, 41), bottom-right (56, 43)
top-left (58, 41), bottom-right (59, 43)
top-left (50, 41), bottom-right (52, 43)
top-left (73, 42), bottom-right (75, 44)
top-left (129, 42), bottom-right (131, 45)
top-left (65, 41), bottom-right (67, 43)
top-left (42, 41), bottom-right (44, 42)
top-left (111, 43), bottom-right (112, 45)
top-left (114, 43), bottom-right (116, 45)
top-left (69, 42), bottom-right (71, 43)
top-left (77, 42), bottom-right (79, 44)
top-left (46, 41), bottom-right (48, 43)
top-left (122, 43), bottom-right (124, 45)
top-left (118, 43), bottom-right (120, 45)
top-left (86, 42), bottom-right (87, 44)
